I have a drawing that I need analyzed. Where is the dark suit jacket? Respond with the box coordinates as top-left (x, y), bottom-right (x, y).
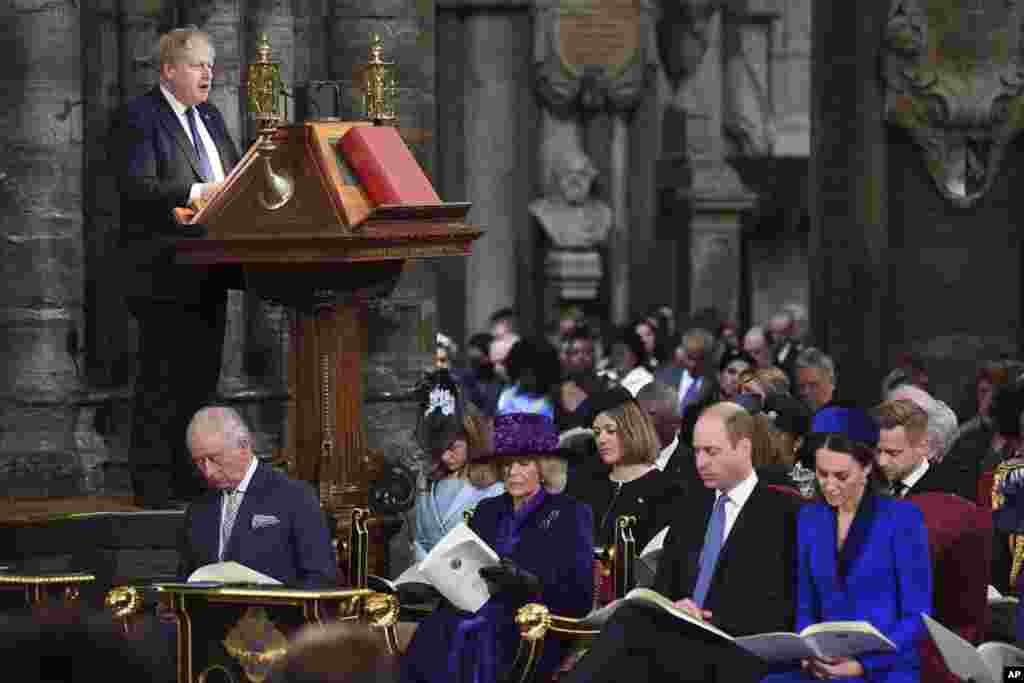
top-left (178, 463), bottom-right (338, 588)
top-left (660, 438), bottom-right (702, 493)
top-left (793, 496), bottom-right (931, 683)
top-left (904, 459), bottom-right (972, 500)
top-left (654, 481), bottom-right (799, 638)
top-left (111, 87), bottom-right (241, 307)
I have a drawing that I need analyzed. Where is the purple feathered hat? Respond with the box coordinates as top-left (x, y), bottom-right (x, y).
top-left (491, 413), bottom-right (561, 458)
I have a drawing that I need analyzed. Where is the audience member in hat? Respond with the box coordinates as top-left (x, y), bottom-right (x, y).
top-left (411, 402), bottom-right (503, 562)
top-left (738, 366), bottom-right (792, 401)
top-left (610, 326), bottom-right (655, 396)
top-left (400, 413), bottom-right (594, 683)
top-left (565, 386), bottom-right (682, 552)
top-left (762, 433), bottom-right (932, 683)
top-left (799, 405), bottom-right (881, 470)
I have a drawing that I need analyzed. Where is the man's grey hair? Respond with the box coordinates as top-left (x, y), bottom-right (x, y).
top-left (636, 381), bottom-right (681, 417)
top-left (887, 384), bottom-right (959, 461)
top-left (186, 406), bottom-right (252, 451)
top-left (744, 325), bottom-right (767, 347)
top-left (157, 26), bottom-right (215, 68)
top-left (795, 347), bottom-right (835, 384)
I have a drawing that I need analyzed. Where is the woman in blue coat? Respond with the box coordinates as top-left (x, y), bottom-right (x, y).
top-left (400, 413), bottom-right (595, 683)
top-left (764, 433), bottom-right (932, 683)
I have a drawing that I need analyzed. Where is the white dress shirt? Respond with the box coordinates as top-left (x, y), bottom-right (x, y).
top-left (219, 457), bottom-right (259, 559)
top-left (160, 85), bottom-right (227, 202)
top-left (655, 433), bottom-right (680, 471)
top-left (716, 470), bottom-right (759, 541)
top-left (677, 370), bottom-right (702, 407)
top-left (898, 458), bottom-right (930, 495)
top-left (620, 366), bottom-right (655, 397)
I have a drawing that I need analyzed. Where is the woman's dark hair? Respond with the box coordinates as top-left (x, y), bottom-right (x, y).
top-left (505, 337), bottom-right (562, 396)
top-left (811, 432), bottom-right (888, 497)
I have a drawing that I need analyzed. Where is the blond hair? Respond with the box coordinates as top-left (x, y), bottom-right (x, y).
top-left (158, 27), bottom-right (214, 67)
top-left (872, 399), bottom-right (928, 446)
top-left (596, 400), bottom-right (660, 465)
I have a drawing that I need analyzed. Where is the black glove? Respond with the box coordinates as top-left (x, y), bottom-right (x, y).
top-left (396, 581), bottom-right (442, 606)
top-left (479, 558), bottom-right (542, 598)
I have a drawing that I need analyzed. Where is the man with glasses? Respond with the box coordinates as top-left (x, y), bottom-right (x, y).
top-left (112, 26), bottom-right (242, 507)
top-left (178, 406), bottom-right (337, 588)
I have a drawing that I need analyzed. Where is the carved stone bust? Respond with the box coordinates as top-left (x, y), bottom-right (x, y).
top-left (529, 150), bottom-right (613, 249)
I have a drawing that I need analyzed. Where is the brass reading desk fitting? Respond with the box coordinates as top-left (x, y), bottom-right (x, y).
top-left (358, 34), bottom-right (398, 125)
top-left (247, 33), bottom-right (294, 210)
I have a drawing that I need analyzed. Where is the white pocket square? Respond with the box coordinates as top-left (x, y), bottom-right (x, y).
top-left (252, 514), bottom-right (280, 529)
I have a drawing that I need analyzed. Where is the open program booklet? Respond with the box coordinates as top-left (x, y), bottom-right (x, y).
top-left (585, 588), bottom-right (896, 662)
top-left (378, 523), bottom-right (500, 613)
top-left (184, 561), bottom-right (282, 585)
top-left (922, 613), bottom-right (1018, 683)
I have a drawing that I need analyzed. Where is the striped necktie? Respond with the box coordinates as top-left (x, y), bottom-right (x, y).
top-left (219, 489), bottom-right (241, 561)
top-left (184, 106), bottom-right (214, 182)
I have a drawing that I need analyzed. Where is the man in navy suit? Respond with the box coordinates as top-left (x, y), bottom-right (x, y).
top-left (178, 406), bottom-right (337, 588)
top-left (111, 27), bottom-right (242, 506)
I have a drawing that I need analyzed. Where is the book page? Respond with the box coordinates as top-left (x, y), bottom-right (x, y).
top-left (801, 621), bottom-right (895, 660)
top-left (582, 588), bottom-right (734, 643)
top-left (732, 633), bottom-right (818, 662)
top-left (187, 561), bottom-right (282, 585)
top-left (923, 614), bottom-right (997, 683)
top-left (418, 523), bottom-right (499, 613)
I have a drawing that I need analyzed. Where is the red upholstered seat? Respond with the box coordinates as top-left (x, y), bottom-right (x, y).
top-left (978, 469), bottom-right (997, 507)
top-left (907, 492), bottom-right (993, 683)
top-left (765, 483), bottom-right (808, 501)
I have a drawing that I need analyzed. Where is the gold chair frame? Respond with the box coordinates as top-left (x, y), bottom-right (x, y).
top-left (507, 515), bottom-right (638, 683)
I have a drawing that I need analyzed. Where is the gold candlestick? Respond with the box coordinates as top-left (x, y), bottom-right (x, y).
top-left (246, 33), bottom-right (293, 210)
top-left (359, 34), bottom-right (398, 124)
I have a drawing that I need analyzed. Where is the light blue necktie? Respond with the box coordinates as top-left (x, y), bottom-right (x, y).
top-left (184, 106), bottom-right (214, 182)
top-left (680, 377), bottom-right (702, 413)
top-left (692, 493), bottom-right (728, 607)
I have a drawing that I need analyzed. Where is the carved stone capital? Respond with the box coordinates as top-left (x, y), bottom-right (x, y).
top-left (882, 0), bottom-right (1024, 207)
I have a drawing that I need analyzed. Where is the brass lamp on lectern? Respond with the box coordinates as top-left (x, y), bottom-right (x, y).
top-left (359, 34), bottom-right (398, 124)
top-left (246, 33), bottom-right (293, 210)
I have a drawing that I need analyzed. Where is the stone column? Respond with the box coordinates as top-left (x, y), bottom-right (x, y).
top-left (676, 10), bottom-right (755, 323)
top-left (0, 2), bottom-right (83, 496)
top-left (463, 10), bottom-right (531, 336)
top-left (809, 0), bottom-right (889, 407)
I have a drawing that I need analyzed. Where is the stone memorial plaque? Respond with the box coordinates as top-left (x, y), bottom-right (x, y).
top-left (558, 0), bottom-right (643, 75)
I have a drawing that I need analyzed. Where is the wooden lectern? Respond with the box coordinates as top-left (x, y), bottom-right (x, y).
top-left (174, 121), bottom-right (481, 577)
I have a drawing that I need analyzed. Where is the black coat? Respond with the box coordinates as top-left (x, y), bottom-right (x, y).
top-left (565, 465), bottom-right (682, 549)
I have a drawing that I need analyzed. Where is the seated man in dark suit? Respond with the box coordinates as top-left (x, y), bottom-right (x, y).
top-left (637, 381), bottom-right (699, 491)
top-left (561, 402), bottom-right (800, 683)
top-left (178, 406), bottom-right (337, 588)
top-left (873, 399), bottom-right (966, 498)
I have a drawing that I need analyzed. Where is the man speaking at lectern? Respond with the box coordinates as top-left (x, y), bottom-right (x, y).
top-left (112, 26), bottom-right (241, 507)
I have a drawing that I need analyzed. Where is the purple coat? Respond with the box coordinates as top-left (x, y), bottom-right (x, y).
top-left (400, 491), bottom-right (594, 683)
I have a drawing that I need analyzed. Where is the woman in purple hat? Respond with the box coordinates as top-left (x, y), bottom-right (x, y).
top-left (400, 412), bottom-right (595, 683)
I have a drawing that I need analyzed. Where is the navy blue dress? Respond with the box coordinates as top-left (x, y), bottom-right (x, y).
top-left (400, 490), bottom-right (594, 683)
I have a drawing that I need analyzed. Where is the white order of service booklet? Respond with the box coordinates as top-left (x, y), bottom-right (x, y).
top-left (585, 588), bottom-right (896, 662)
top-left (383, 523), bottom-right (500, 613)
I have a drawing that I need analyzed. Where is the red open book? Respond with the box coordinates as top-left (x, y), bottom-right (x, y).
top-left (338, 126), bottom-right (440, 205)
